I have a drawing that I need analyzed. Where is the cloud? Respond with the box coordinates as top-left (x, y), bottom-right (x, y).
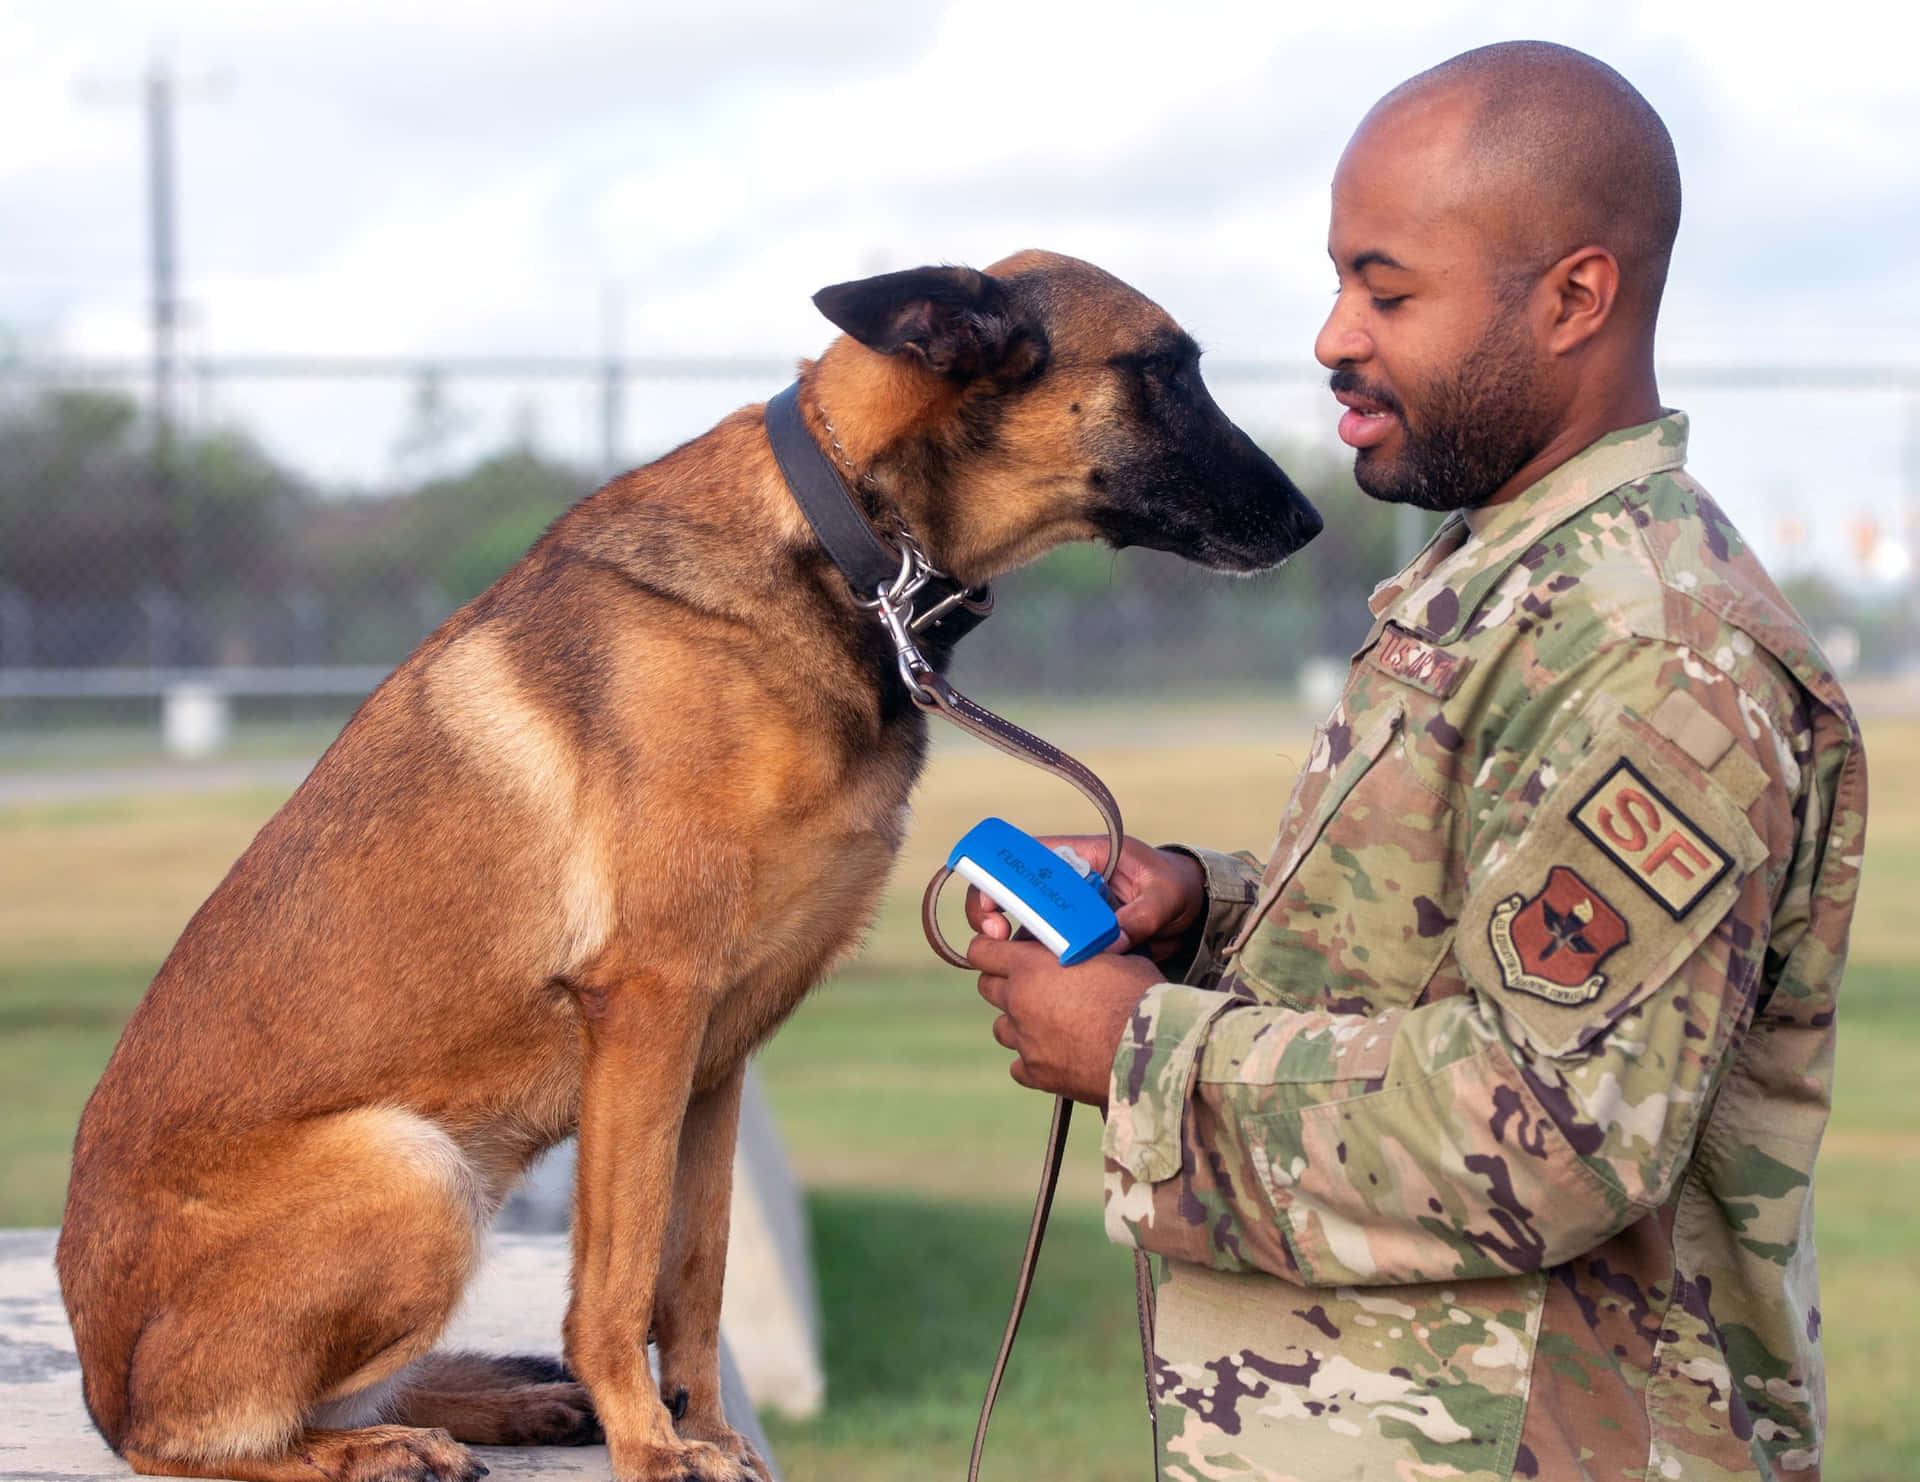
top-left (15, 0), bottom-right (1915, 362)
top-left (3, 0), bottom-right (1915, 546)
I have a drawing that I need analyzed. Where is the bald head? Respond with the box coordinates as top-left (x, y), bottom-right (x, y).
top-left (1369, 41), bottom-right (1681, 317)
top-left (1318, 43), bottom-right (1677, 508)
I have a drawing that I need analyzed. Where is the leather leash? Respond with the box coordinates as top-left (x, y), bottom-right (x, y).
top-left (915, 679), bottom-right (1157, 1482)
top-left (763, 382), bottom-right (1160, 1482)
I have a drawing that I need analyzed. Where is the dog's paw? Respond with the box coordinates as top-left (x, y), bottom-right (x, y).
top-left (307, 1424), bottom-right (489, 1482)
top-left (671, 1419), bottom-right (770, 1482)
top-left (611, 1437), bottom-right (760, 1482)
top-left (496, 1381), bottom-right (602, 1446)
top-left (719, 1433), bottom-right (773, 1482)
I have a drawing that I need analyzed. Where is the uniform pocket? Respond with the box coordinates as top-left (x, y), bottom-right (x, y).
top-left (1229, 698), bottom-right (1463, 1011)
top-left (1229, 702), bottom-right (1400, 950)
top-left (1151, 1262), bottom-right (1541, 1480)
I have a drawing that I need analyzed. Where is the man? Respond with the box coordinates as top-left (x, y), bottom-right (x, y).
top-left (967, 41), bottom-right (1865, 1481)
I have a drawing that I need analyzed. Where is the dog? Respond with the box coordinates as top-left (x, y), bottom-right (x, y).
top-left (56, 249), bottom-right (1322, 1482)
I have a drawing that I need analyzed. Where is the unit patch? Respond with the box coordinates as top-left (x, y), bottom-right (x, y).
top-left (1571, 757), bottom-right (1733, 918)
top-left (1458, 712), bottom-right (1766, 1059)
top-left (1487, 866), bottom-right (1629, 1005)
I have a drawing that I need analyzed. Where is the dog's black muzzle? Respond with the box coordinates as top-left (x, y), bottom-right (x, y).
top-left (1091, 419), bottom-right (1322, 574)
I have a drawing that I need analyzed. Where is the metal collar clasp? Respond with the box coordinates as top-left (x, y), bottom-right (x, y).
top-left (857, 536), bottom-right (942, 706)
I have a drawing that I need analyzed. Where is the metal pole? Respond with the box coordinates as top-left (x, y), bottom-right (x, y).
top-left (146, 63), bottom-right (177, 441)
top-left (1906, 389), bottom-right (1920, 659)
top-left (0, 583), bottom-right (30, 669)
top-left (1395, 502), bottom-right (1426, 566)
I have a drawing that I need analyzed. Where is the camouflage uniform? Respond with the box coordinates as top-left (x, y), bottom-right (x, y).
top-left (1104, 414), bottom-right (1866, 1480)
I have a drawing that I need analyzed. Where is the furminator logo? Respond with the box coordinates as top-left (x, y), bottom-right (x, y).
top-left (993, 845), bottom-right (1081, 913)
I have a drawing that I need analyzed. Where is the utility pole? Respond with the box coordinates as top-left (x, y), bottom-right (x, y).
top-left (79, 58), bottom-right (223, 658)
top-left (146, 62), bottom-right (179, 512)
top-left (144, 61), bottom-right (184, 615)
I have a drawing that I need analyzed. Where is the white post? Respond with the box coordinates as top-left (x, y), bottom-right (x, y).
top-left (161, 682), bottom-right (229, 759)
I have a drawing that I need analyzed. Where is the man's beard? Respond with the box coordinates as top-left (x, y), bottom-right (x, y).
top-left (1333, 311), bottom-right (1550, 512)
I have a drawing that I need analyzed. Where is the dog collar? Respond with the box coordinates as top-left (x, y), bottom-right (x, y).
top-left (763, 382), bottom-right (993, 661)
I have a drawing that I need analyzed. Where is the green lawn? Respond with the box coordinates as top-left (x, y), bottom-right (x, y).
top-left (2, 711), bottom-right (1914, 1480)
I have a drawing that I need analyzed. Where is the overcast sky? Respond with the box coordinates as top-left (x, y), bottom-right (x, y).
top-left (3, 0), bottom-right (1918, 581)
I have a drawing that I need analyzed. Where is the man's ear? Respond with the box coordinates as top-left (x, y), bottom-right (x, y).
top-left (1544, 245), bottom-right (1620, 355)
top-left (812, 265), bottom-right (1047, 382)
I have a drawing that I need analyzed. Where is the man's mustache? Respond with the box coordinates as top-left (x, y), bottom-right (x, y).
top-left (1329, 367), bottom-right (1404, 418)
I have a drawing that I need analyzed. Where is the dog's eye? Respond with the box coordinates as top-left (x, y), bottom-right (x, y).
top-left (1111, 348), bottom-right (1198, 386)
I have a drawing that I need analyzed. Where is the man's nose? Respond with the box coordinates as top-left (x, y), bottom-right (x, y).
top-left (1314, 293), bottom-right (1371, 370)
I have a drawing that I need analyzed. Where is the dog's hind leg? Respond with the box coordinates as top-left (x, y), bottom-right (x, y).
top-left (104, 1108), bottom-right (492, 1482)
top-left (653, 1061), bottom-right (766, 1479)
top-left (121, 1425), bottom-right (485, 1482)
top-left (385, 1351), bottom-right (602, 1446)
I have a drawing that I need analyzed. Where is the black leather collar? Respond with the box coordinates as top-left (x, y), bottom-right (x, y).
top-left (763, 381), bottom-right (991, 647)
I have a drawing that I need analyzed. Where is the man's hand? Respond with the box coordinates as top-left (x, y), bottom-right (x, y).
top-left (969, 935), bottom-right (1165, 1109)
top-left (964, 833), bottom-right (1207, 965)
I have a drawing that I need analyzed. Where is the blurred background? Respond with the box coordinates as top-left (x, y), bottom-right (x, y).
top-left (3, 2), bottom-right (1916, 1479)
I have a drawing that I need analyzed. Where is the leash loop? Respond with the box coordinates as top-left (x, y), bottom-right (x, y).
top-left (898, 670), bottom-right (1160, 1482)
top-left (914, 673), bottom-right (1125, 969)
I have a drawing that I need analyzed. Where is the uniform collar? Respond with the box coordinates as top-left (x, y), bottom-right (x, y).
top-left (1366, 412), bottom-right (1689, 642)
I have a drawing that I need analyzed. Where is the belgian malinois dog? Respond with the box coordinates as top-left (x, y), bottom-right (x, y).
top-left (57, 250), bottom-right (1321, 1482)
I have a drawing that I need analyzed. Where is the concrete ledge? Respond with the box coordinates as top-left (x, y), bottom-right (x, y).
top-left (0, 1229), bottom-right (780, 1481)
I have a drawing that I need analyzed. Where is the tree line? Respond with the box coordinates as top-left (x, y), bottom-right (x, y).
top-left (0, 385), bottom-right (1470, 690)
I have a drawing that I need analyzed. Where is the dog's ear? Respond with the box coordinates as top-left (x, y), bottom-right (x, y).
top-left (812, 266), bottom-right (1046, 383)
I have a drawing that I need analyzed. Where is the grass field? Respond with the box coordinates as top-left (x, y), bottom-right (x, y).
top-left (3, 706), bottom-right (1914, 1480)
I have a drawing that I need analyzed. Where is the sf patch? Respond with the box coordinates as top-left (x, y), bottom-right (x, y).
top-left (1571, 758), bottom-right (1732, 918)
top-left (1488, 865), bottom-right (1629, 1005)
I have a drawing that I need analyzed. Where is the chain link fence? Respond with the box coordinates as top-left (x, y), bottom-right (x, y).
top-left (1, 357), bottom-right (1914, 762)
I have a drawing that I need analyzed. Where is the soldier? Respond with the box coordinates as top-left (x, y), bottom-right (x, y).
top-left (967, 40), bottom-right (1865, 1482)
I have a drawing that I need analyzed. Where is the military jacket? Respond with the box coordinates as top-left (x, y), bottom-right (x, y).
top-left (1103, 415), bottom-right (1866, 1481)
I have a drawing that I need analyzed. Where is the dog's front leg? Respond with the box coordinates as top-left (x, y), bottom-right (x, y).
top-left (564, 988), bottom-right (745, 1482)
top-left (654, 1060), bottom-right (766, 1479)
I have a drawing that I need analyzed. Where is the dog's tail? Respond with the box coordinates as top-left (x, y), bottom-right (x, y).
top-left (381, 1350), bottom-right (604, 1446)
